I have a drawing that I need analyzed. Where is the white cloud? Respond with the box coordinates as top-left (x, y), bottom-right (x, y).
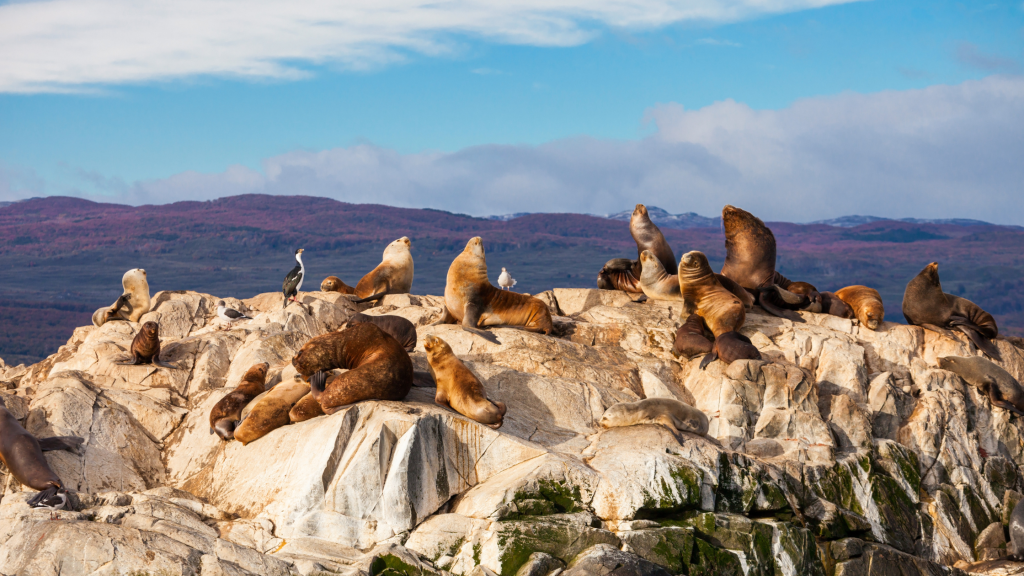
top-left (695, 38), bottom-right (742, 47)
top-left (12, 75), bottom-right (1024, 224)
top-left (0, 0), bottom-right (859, 93)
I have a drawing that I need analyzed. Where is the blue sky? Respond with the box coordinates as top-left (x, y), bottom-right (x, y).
top-left (0, 0), bottom-right (1022, 222)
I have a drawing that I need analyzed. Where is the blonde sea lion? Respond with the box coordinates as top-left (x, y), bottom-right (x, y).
top-left (293, 323), bottom-right (413, 415)
top-left (0, 396), bottom-right (83, 509)
top-left (902, 262), bottom-right (999, 358)
top-left (209, 362), bottom-right (269, 440)
top-left (599, 398), bottom-right (708, 436)
top-left (116, 322), bottom-right (175, 368)
top-left (321, 276), bottom-right (357, 295)
top-left (92, 268), bottom-right (151, 326)
top-left (424, 335), bottom-right (506, 428)
top-left (233, 376), bottom-right (311, 445)
top-left (835, 286), bottom-right (884, 329)
top-left (354, 237), bottom-right (414, 303)
top-left (437, 237), bottom-right (553, 337)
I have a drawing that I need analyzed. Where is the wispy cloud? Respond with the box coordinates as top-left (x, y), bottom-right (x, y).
top-left (695, 38), bottom-right (742, 47)
top-left (955, 41), bottom-right (1020, 72)
top-left (897, 66), bottom-right (928, 79)
top-left (471, 67), bottom-right (505, 75)
top-left (0, 0), bottom-right (862, 93)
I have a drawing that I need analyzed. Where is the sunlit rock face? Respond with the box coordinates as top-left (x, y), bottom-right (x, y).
top-left (2, 287), bottom-right (1020, 575)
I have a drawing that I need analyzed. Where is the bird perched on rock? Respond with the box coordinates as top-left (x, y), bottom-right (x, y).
top-left (217, 300), bottom-right (253, 326)
top-left (282, 248), bottom-right (305, 308)
top-left (498, 267), bottom-right (517, 291)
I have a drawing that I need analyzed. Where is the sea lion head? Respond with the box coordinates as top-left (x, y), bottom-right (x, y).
top-left (384, 237), bottom-right (412, 258)
top-left (937, 356), bottom-right (964, 371)
top-left (638, 250), bottom-right (665, 278)
top-left (423, 334), bottom-right (452, 360)
top-left (863, 304), bottom-right (884, 330)
top-left (321, 277), bottom-right (339, 291)
top-left (463, 237), bottom-right (486, 259)
top-left (247, 362), bottom-right (270, 381)
top-left (679, 250), bottom-right (712, 276)
top-left (598, 403), bottom-right (628, 429)
top-left (922, 262), bottom-right (940, 285)
top-left (141, 321), bottom-right (159, 338)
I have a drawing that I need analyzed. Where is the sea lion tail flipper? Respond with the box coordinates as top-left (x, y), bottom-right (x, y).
top-left (954, 324), bottom-right (1001, 359)
top-left (774, 286), bottom-right (808, 307)
top-left (756, 289), bottom-right (804, 322)
top-left (698, 350), bottom-right (719, 370)
top-left (412, 370), bottom-right (436, 387)
top-left (310, 371), bottom-right (329, 393)
top-left (462, 326), bottom-right (500, 344)
top-left (431, 307), bottom-right (458, 326)
top-left (37, 436), bottom-right (84, 454)
top-left (352, 291), bottom-right (387, 304)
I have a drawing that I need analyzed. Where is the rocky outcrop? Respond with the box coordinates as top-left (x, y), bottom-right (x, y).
top-left (2, 287), bottom-right (1022, 575)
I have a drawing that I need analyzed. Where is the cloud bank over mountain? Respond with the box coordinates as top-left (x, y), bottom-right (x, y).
top-left (4, 75), bottom-right (1022, 224)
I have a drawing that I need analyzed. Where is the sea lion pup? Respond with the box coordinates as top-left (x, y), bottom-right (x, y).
top-left (819, 291), bottom-right (855, 319)
top-left (835, 285), bottom-right (884, 329)
top-left (353, 237), bottom-right (415, 303)
top-left (321, 276), bottom-right (357, 295)
top-left (234, 377), bottom-right (310, 445)
top-left (700, 331), bottom-right (762, 370)
top-left (596, 258), bottom-right (643, 293)
top-left (346, 312), bottom-right (417, 351)
top-left (91, 268), bottom-right (151, 326)
top-left (902, 262), bottom-right (999, 358)
top-left (424, 335), bottom-right (506, 429)
top-left (678, 251), bottom-right (745, 337)
top-left (939, 355), bottom-right (1024, 415)
top-left (599, 398), bottom-right (708, 436)
top-left (631, 204), bottom-right (677, 274)
top-left (209, 362), bottom-right (269, 440)
top-left (673, 313), bottom-right (713, 358)
top-left (0, 396), bottom-right (83, 509)
top-left (293, 323), bottom-right (414, 415)
top-left (436, 237), bottom-right (554, 337)
top-left (786, 281), bottom-right (821, 311)
top-left (116, 321), bottom-right (176, 368)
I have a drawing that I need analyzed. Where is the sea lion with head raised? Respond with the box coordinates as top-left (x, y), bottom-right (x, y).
top-left (599, 398), bottom-right (708, 436)
top-left (437, 237), bottom-right (553, 337)
top-left (92, 268), bottom-right (151, 326)
top-left (354, 237), bottom-right (414, 303)
top-left (209, 362), bottom-right (269, 440)
top-left (637, 250), bottom-right (753, 310)
top-left (293, 323), bottom-right (413, 415)
top-left (321, 276), bottom-right (356, 295)
top-left (835, 286), bottom-right (884, 330)
top-left (234, 377), bottom-right (310, 445)
top-left (116, 322), bottom-right (176, 368)
top-left (939, 355), bottom-right (1023, 415)
top-left (346, 312), bottom-right (417, 351)
top-left (424, 335), bottom-right (506, 428)
top-left (0, 396), bottom-right (83, 509)
top-left (631, 204), bottom-right (677, 274)
top-left (903, 262), bottom-right (999, 358)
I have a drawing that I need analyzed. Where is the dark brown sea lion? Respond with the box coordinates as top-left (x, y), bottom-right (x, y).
top-left (209, 362), bottom-right (269, 440)
top-left (819, 291), bottom-right (856, 320)
top-left (700, 331), bottom-right (762, 370)
top-left (293, 323), bottom-right (413, 415)
top-left (596, 258), bottom-right (643, 293)
top-left (321, 276), bottom-right (357, 295)
top-left (234, 378), bottom-right (309, 445)
top-left (0, 396), bottom-right (83, 509)
top-left (116, 322), bottom-right (176, 368)
top-left (835, 285), bottom-right (884, 329)
top-left (436, 237), bottom-right (553, 338)
top-left (673, 313), bottom-right (713, 358)
top-left (354, 237), bottom-right (415, 303)
top-left (787, 281), bottom-right (822, 310)
top-left (678, 251), bottom-right (745, 337)
top-left (631, 204), bottom-right (677, 274)
top-left (424, 335), bottom-right (506, 428)
top-left (939, 355), bottom-right (1023, 415)
top-left (902, 262), bottom-right (999, 358)
top-left (599, 398), bottom-right (709, 436)
top-left (347, 312), bottom-right (417, 351)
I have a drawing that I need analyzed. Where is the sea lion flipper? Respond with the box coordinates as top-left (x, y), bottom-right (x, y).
top-left (462, 326), bottom-right (500, 344)
top-left (757, 290), bottom-right (804, 322)
top-left (352, 291), bottom-right (388, 304)
top-left (698, 350), bottom-right (718, 370)
top-left (310, 371), bottom-right (329, 393)
top-left (37, 436), bottom-right (84, 454)
top-left (954, 325), bottom-right (1001, 360)
top-left (431, 307), bottom-right (458, 326)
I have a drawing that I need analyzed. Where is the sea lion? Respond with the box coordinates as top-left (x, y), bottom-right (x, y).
top-left (116, 322), bottom-right (176, 368)
top-left (599, 398), bottom-right (708, 436)
top-left (424, 335), bottom-right (506, 429)
top-left (209, 362), bottom-right (269, 440)
top-left (321, 276), bottom-right (357, 295)
top-left (938, 355), bottom-right (1024, 416)
top-left (288, 391), bottom-right (326, 423)
top-left (1009, 498), bottom-right (1024, 560)
top-left (91, 268), bottom-right (151, 326)
top-left (631, 204), bottom-right (677, 274)
top-left (354, 237), bottom-right (415, 303)
top-left (437, 237), bottom-right (554, 337)
top-left (347, 312), bottom-right (417, 351)
top-left (787, 281), bottom-right (821, 311)
top-left (639, 250), bottom-right (683, 302)
top-left (234, 377), bottom-right (310, 445)
top-left (819, 291), bottom-right (856, 320)
top-left (596, 258), bottom-right (643, 293)
top-left (0, 396), bottom-right (83, 509)
top-left (673, 313), bottom-right (713, 358)
top-left (678, 251), bottom-right (745, 337)
top-left (699, 331), bottom-right (762, 370)
top-left (293, 323), bottom-right (413, 415)
top-left (835, 286), bottom-right (884, 329)
top-left (902, 262), bottom-right (999, 358)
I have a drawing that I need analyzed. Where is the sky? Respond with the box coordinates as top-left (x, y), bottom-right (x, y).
top-left (0, 0), bottom-right (1022, 223)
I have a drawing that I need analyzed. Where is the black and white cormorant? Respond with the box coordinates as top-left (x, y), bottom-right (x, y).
top-left (282, 248), bottom-right (305, 308)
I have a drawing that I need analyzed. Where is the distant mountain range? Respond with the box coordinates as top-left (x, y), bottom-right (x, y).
top-left (3, 194), bottom-right (1023, 365)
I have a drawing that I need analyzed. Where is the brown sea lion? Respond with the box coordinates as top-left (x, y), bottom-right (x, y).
top-left (436, 237), bottom-right (553, 338)
top-left (321, 276), bottom-right (357, 295)
top-left (631, 204), bottom-right (677, 274)
top-left (787, 281), bottom-right (822, 311)
top-left (596, 258), bottom-right (643, 293)
top-left (939, 355), bottom-right (1023, 415)
top-left (673, 313), bottom-right (713, 358)
top-left (354, 237), bottom-right (415, 303)
top-left (819, 291), bottom-right (856, 320)
top-left (639, 250), bottom-right (683, 302)
top-left (209, 362), bottom-right (269, 440)
top-left (700, 331), bottom-right (762, 370)
top-left (347, 312), bottom-right (417, 351)
top-left (234, 377), bottom-right (310, 445)
top-left (424, 335), bottom-right (506, 428)
top-left (288, 392), bottom-right (326, 423)
top-left (678, 250), bottom-right (745, 337)
top-left (293, 323), bottom-right (413, 415)
top-left (599, 398), bottom-right (708, 436)
top-left (902, 262), bottom-right (999, 358)
top-left (835, 286), bottom-right (884, 329)
top-left (116, 322), bottom-right (176, 368)
top-left (0, 396), bottom-right (83, 509)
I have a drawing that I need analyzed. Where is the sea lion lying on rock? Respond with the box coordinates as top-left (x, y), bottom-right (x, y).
top-left (835, 285), bottom-right (883, 329)
top-left (346, 312), bottom-right (417, 351)
top-left (424, 335), bottom-right (506, 429)
top-left (938, 355), bottom-right (1024, 416)
top-left (903, 262), bottom-right (999, 358)
top-left (597, 258), bottom-right (643, 293)
top-left (599, 398), bottom-right (708, 436)
top-left (209, 362), bottom-right (269, 440)
top-left (321, 276), bottom-right (356, 295)
top-left (234, 376), bottom-right (310, 445)
top-left (0, 396), bottom-right (83, 509)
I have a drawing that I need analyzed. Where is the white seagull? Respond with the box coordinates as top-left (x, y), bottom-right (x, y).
top-left (217, 300), bottom-right (253, 327)
top-left (498, 267), bottom-right (517, 291)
